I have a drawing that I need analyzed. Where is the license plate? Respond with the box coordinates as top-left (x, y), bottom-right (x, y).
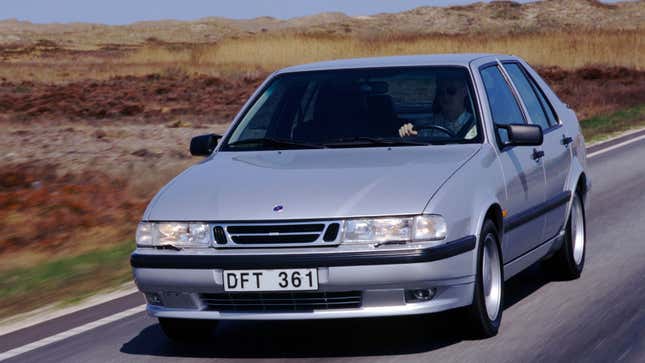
top-left (223, 269), bottom-right (318, 292)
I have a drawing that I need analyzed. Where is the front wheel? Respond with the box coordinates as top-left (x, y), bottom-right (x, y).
top-left (466, 219), bottom-right (504, 338)
top-left (158, 317), bottom-right (217, 342)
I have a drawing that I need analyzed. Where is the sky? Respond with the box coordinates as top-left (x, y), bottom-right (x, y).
top-left (1, 0), bottom-right (627, 25)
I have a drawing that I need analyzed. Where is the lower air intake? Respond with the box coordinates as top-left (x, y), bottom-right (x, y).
top-left (200, 291), bottom-right (362, 312)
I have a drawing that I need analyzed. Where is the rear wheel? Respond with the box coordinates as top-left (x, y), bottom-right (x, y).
top-left (545, 192), bottom-right (586, 280)
top-left (158, 318), bottom-right (217, 342)
top-left (466, 219), bottom-right (504, 338)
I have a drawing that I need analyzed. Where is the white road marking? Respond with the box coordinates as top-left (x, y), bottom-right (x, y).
top-left (588, 134), bottom-right (645, 159)
top-left (617, 346), bottom-right (633, 361)
top-left (0, 283), bottom-right (139, 337)
top-left (0, 305), bottom-right (145, 362)
top-left (586, 127), bottom-right (645, 149)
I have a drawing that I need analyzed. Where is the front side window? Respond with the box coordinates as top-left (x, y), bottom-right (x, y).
top-left (480, 65), bottom-right (526, 143)
top-left (222, 67), bottom-right (482, 151)
top-left (503, 63), bottom-right (551, 130)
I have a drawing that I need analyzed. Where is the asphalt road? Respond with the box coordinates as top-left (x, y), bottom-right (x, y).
top-left (3, 133), bottom-right (645, 363)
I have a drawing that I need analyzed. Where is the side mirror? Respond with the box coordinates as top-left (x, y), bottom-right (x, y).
top-left (496, 124), bottom-right (543, 148)
top-left (189, 134), bottom-right (222, 156)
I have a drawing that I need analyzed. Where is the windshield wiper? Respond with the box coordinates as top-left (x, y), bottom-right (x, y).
top-left (323, 137), bottom-right (429, 147)
top-left (227, 137), bottom-right (325, 149)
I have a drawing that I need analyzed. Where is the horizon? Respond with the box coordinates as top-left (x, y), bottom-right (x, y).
top-left (0, 0), bottom-right (628, 26)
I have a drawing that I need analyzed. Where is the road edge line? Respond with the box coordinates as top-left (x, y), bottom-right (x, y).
top-left (0, 305), bottom-right (146, 361)
top-left (588, 132), bottom-right (645, 159)
top-left (0, 283), bottom-right (139, 337)
top-left (587, 127), bottom-right (645, 155)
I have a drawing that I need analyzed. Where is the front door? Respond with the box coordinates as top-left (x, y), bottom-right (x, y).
top-left (479, 64), bottom-right (547, 263)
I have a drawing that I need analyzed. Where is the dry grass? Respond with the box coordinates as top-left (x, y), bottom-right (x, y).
top-left (0, 122), bottom-right (233, 271)
top-left (130, 30), bottom-right (645, 73)
top-left (0, 164), bottom-right (145, 255)
top-left (0, 30), bottom-right (642, 83)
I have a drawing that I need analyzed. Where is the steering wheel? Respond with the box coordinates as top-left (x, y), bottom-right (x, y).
top-left (415, 125), bottom-right (456, 138)
top-left (455, 117), bottom-right (476, 139)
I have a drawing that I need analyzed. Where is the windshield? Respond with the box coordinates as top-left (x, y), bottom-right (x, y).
top-left (222, 67), bottom-right (482, 151)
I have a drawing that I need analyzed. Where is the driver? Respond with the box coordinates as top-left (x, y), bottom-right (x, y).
top-left (398, 77), bottom-right (477, 139)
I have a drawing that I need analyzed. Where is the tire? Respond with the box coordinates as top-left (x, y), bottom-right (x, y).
top-left (466, 219), bottom-right (504, 338)
top-left (545, 192), bottom-right (586, 280)
top-left (158, 317), bottom-right (217, 342)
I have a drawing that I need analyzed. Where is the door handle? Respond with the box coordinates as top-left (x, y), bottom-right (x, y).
top-left (532, 148), bottom-right (545, 161)
top-left (562, 135), bottom-right (573, 147)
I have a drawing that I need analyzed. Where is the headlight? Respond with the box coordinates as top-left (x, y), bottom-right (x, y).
top-left (135, 222), bottom-right (154, 246)
top-left (343, 218), bottom-right (412, 243)
top-left (136, 222), bottom-right (211, 248)
top-left (342, 215), bottom-right (447, 244)
top-left (413, 215), bottom-right (447, 241)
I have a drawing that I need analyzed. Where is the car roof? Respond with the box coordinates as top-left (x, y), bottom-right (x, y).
top-left (277, 53), bottom-right (511, 74)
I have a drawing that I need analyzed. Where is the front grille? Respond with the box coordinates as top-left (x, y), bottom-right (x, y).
top-left (323, 223), bottom-right (340, 242)
top-left (232, 234), bottom-right (319, 244)
top-left (227, 224), bottom-right (325, 234)
top-left (213, 226), bottom-right (227, 245)
top-left (212, 221), bottom-right (341, 247)
top-left (200, 291), bottom-right (362, 312)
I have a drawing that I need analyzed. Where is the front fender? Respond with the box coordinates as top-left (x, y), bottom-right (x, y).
top-left (423, 144), bottom-right (506, 272)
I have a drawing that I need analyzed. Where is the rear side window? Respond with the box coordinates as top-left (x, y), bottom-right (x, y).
top-left (503, 63), bottom-right (551, 130)
top-left (526, 70), bottom-right (559, 126)
top-left (480, 65), bottom-right (525, 143)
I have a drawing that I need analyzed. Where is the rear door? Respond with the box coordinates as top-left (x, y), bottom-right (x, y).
top-left (479, 63), bottom-right (547, 263)
top-left (502, 62), bottom-right (572, 241)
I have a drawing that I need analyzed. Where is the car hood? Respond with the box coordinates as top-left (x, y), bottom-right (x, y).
top-left (145, 145), bottom-right (481, 221)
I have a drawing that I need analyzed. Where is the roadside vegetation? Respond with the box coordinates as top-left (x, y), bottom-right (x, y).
top-left (0, 240), bottom-right (133, 318)
top-left (151, 30), bottom-right (644, 73)
top-left (1, 30), bottom-right (643, 83)
top-left (582, 104), bottom-right (645, 143)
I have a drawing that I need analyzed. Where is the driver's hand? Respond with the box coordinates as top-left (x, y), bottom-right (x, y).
top-left (398, 123), bottom-right (418, 137)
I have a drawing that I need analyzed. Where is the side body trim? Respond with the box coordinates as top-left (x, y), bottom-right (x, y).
top-left (504, 191), bottom-right (571, 232)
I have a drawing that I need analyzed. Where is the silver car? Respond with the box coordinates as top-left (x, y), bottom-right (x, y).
top-left (131, 54), bottom-right (590, 340)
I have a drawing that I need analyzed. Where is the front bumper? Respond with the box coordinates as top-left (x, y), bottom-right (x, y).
top-left (132, 236), bottom-right (476, 320)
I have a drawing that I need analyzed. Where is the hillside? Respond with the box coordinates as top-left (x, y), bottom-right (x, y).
top-left (0, 0), bottom-right (643, 47)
